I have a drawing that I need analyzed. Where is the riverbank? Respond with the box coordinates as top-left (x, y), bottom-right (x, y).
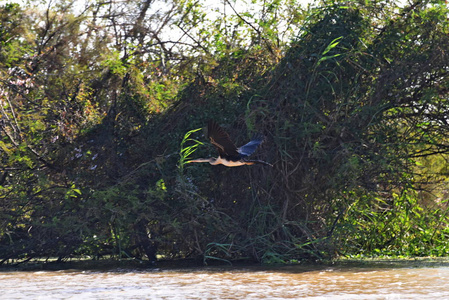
top-left (3, 258), bottom-right (449, 299)
top-left (3, 256), bottom-right (449, 272)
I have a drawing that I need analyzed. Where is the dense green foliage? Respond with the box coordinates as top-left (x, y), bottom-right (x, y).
top-left (1, 0), bottom-right (449, 265)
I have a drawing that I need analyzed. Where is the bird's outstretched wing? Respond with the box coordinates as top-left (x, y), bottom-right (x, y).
top-left (238, 134), bottom-right (264, 158)
top-left (208, 120), bottom-right (239, 159)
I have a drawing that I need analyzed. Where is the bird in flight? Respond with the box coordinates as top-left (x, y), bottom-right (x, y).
top-left (187, 120), bottom-right (272, 167)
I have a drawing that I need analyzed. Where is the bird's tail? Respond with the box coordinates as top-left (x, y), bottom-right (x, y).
top-left (245, 159), bottom-right (273, 167)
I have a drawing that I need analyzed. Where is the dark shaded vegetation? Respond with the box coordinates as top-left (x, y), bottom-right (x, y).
top-left (1, 0), bottom-right (449, 267)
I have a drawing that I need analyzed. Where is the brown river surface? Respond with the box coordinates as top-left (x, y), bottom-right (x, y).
top-left (2, 260), bottom-right (449, 299)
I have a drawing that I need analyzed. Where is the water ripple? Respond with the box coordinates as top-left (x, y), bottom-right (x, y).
top-left (2, 264), bottom-right (449, 299)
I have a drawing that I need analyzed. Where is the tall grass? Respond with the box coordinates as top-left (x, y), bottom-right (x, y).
top-left (178, 127), bottom-right (204, 172)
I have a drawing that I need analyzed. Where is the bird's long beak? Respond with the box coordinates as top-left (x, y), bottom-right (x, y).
top-left (186, 158), bottom-right (211, 163)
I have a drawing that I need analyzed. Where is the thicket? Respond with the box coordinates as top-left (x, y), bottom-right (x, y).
top-left (1, 0), bottom-right (449, 266)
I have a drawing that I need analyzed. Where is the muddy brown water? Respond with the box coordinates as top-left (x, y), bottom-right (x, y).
top-left (2, 260), bottom-right (449, 299)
